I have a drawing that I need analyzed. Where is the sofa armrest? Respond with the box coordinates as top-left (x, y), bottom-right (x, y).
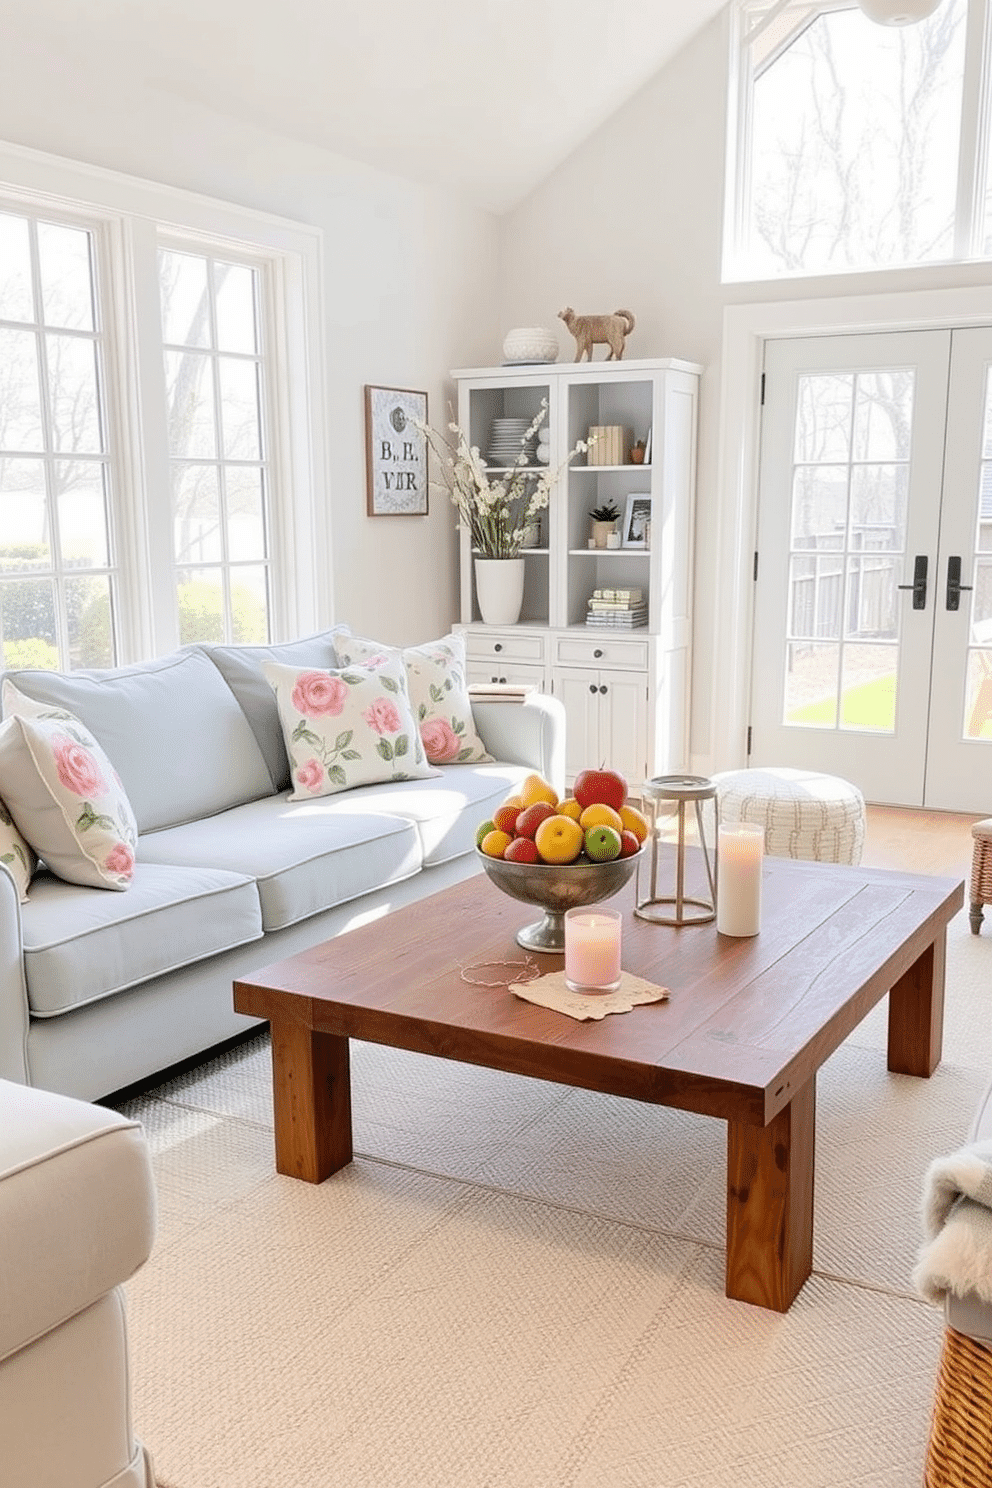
top-left (470, 692), bottom-right (566, 796)
top-left (0, 864), bottom-right (29, 1085)
top-left (0, 1080), bottom-right (156, 1363)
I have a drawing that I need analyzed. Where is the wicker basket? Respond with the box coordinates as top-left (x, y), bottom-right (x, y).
top-left (925, 1325), bottom-right (992, 1487)
top-left (969, 820), bottom-right (992, 935)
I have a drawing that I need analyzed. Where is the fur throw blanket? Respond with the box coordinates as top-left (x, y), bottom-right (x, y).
top-left (913, 1139), bottom-right (992, 1305)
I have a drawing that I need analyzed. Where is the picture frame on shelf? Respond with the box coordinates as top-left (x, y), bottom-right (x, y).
top-left (623, 495), bottom-right (652, 548)
top-left (364, 385), bottom-right (429, 516)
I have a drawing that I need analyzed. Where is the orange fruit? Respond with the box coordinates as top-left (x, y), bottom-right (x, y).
top-left (619, 804), bottom-right (650, 843)
top-left (534, 814), bottom-right (584, 864)
top-left (480, 829), bottom-right (514, 859)
top-left (556, 798), bottom-right (583, 821)
top-left (579, 802), bottom-right (624, 833)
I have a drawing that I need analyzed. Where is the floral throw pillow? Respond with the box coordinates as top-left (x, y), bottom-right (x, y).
top-left (262, 655), bottom-right (437, 801)
top-left (334, 632), bottom-right (493, 765)
top-left (0, 691), bottom-right (138, 891)
top-left (0, 797), bottom-right (37, 903)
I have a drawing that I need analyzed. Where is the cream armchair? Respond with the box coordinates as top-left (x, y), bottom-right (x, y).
top-left (0, 1078), bottom-right (157, 1487)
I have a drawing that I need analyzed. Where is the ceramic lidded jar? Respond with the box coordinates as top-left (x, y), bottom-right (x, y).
top-left (502, 327), bottom-right (560, 365)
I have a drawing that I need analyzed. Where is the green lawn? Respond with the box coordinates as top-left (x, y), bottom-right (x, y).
top-left (787, 673), bottom-right (896, 731)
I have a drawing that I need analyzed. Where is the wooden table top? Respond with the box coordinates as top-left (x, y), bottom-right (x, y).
top-left (234, 857), bottom-right (963, 1130)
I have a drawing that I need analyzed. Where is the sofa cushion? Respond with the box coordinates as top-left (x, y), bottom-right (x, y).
top-left (335, 631), bottom-right (493, 765)
top-left (196, 628), bottom-right (348, 792)
top-left (0, 700), bottom-right (138, 891)
top-left (20, 862), bottom-right (263, 1017)
top-left (263, 655), bottom-right (437, 800)
top-left (137, 794), bottom-right (423, 931)
top-left (0, 796), bottom-right (36, 903)
top-left (0, 1079), bottom-right (155, 1365)
top-left (1, 649), bottom-right (273, 833)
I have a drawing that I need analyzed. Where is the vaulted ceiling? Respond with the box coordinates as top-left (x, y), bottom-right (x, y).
top-left (10, 0), bottom-right (726, 213)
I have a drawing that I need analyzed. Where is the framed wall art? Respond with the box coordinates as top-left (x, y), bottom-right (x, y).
top-left (364, 385), bottom-right (429, 517)
top-left (623, 494), bottom-right (652, 548)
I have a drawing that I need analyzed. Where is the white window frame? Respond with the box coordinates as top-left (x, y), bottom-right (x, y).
top-left (0, 140), bottom-right (329, 662)
top-left (724, 0), bottom-right (992, 284)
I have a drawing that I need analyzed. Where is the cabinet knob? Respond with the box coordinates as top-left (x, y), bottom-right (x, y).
top-left (589, 683), bottom-right (597, 695)
top-left (499, 676), bottom-right (507, 683)
top-left (491, 675), bottom-right (498, 683)
top-left (494, 642), bottom-right (503, 653)
top-left (599, 684), bottom-right (608, 695)
top-left (593, 649), bottom-right (603, 659)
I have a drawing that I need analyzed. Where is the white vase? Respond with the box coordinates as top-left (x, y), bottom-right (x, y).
top-left (502, 326), bottom-right (560, 365)
top-left (475, 557), bottom-right (526, 626)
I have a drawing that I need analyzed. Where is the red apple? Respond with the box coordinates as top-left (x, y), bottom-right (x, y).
top-left (515, 800), bottom-right (557, 839)
top-left (504, 835), bottom-right (540, 863)
top-left (573, 766), bottom-right (627, 814)
top-left (618, 829), bottom-right (641, 858)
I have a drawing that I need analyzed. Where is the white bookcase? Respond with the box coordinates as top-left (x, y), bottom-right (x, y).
top-left (451, 357), bottom-right (701, 787)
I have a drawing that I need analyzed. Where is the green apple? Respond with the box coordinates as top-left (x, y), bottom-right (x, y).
top-left (475, 818), bottom-right (496, 849)
top-left (584, 825), bottom-right (622, 862)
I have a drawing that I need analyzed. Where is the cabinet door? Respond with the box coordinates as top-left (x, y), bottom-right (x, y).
top-left (598, 670), bottom-right (649, 786)
top-left (556, 671), bottom-right (603, 780)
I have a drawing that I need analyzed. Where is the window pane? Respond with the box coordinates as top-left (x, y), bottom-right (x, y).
top-left (176, 567), bottom-right (225, 644)
top-left (849, 466), bottom-right (908, 553)
top-left (37, 223), bottom-right (95, 332)
top-left (226, 467), bottom-right (266, 559)
top-left (66, 574), bottom-right (113, 667)
top-left (795, 373), bottom-right (852, 463)
top-left (215, 263), bottom-right (257, 354)
top-left (791, 467), bottom-right (848, 550)
top-left (846, 554), bottom-right (898, 639)
top-left (0, 575), bottom-right (57, 669)
top-left (743, 1), bottom-right (967, 278)
top-left (218, 357), bottom-right (261, 460)
top-left (789, 554), bottom-right (843, 639)
top-left (0, 457), bottom-right (48, 561)
top-left (784, 641), bottom-right (839, 727)
top-left (165, 350), bottom-right (217, 458)
top-left (230, 565), bottom-right (269, 642)
top-left (0, 214), bottom-right (34, 322)
top-left (965, 650), bottom-right (992, 739)
top-left (56, 463), bottom-right (110, 569)
top-left (47, 334), bottom-right (103, 453)
top-left (839, 643), bottom-right (897, 732)
top-left (852, 371), bottom-right (914, 461)
top-left (173, 465), bottom-right (222, 564)
top-left (160, 251), bottom-right (211, 347)
top-left (0, 327), bottom-right (44, 451)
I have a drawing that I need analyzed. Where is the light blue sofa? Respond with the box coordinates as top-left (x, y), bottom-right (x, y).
top-left (0, 630), bottom-right (564, 1101)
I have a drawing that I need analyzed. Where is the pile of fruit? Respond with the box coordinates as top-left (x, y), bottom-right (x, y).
top-left (476, 767), bottom-right (649, 865)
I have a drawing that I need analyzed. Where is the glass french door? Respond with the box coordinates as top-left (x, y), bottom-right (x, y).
top-left (750, 327), bottom-right (992, 813)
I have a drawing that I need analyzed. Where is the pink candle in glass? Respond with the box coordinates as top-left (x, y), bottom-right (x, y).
top-left (564, 909), bottom-right (622, 992)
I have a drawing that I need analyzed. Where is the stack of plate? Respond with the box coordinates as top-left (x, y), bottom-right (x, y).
top-left (486, 416), bottom-right (537, 468)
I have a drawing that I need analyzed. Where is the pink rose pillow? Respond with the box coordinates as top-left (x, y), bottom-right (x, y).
top-left (262, 655), bottom-right (438, 800)
top-left (0, 688), bottom-right (138, 891)
top-left (0, 796), bottom-right (37, 903)
top-left (334, 632), bottom-right (492, 766)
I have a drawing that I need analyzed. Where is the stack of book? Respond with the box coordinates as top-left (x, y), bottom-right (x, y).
top-left (585, 588), bottom-right (647, 628)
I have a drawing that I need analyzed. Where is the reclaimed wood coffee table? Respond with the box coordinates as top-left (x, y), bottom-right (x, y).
top-left (234, 856), bottom-right (962, 1312)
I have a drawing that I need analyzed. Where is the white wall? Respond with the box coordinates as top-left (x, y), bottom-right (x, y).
top-left (498, 5), bottom-right (992, 770)
top-left (0, 38), bottom-right (500, 647)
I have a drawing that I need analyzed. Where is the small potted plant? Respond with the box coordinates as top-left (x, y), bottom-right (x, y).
top-left (589, 501), bottom-right (620, 549)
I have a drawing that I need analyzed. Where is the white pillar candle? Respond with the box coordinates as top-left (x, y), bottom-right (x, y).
top-left (717, 823), bottom-right (764, 937)
top-left (564, 909), bottom-right (622, 992)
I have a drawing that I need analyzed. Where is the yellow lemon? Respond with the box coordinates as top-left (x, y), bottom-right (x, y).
top-left (480, 829), bottom-right (514, 859)
top-left (619, 804), bottom-right (650, 843)
top-left (579, 802), bottom-right (624, 833)
top-left (556, 797), bottom-right (583, 821)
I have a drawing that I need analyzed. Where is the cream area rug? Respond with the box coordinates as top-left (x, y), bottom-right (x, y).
top-left (117, 898), bottom-right (991, 1488)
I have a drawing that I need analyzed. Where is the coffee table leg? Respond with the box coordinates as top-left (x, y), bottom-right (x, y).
top-left (887, 933), bottom-right (945, 1078)
top-left (269, 1015), bottom-right (353, 1183)
top-left (726, 1079), bottom-right (815, 1311)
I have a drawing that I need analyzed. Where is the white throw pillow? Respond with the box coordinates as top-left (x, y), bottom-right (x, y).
top-left (334, 632), bottom-right (493, 765)
top-left (262, 655), bottom-right (437, 800)
top-left (0, 797), bottom-right (36, 903)
top-left (0, 691), bottom-right (138, 891)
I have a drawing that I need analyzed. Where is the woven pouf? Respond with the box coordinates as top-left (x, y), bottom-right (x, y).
top-left (712, 766), bottom-right (866, 866)
top-left (969, 818), bottom-right (992, 935)
top-left (925, 1325), bottom-right (992, 1487)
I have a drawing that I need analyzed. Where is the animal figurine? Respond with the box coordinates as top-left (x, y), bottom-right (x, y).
top-left (558, 306), bottom-right (636, 362)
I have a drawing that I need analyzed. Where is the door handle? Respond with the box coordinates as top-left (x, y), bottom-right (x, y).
top-left (946, 555), bottom-right (973, 611)
top-left (896, 554), bottom-right (928, 610)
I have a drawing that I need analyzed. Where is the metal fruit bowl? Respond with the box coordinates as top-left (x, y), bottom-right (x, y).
top-left (476, 846), bottom-right (640, 952)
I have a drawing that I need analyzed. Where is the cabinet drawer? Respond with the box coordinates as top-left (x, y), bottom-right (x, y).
top-left (555, 636), bottom-right (649, 670)
top-left (464, 630), bottom-right (545, 663)
top-left (467, 661), bottom-right (546, 687)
